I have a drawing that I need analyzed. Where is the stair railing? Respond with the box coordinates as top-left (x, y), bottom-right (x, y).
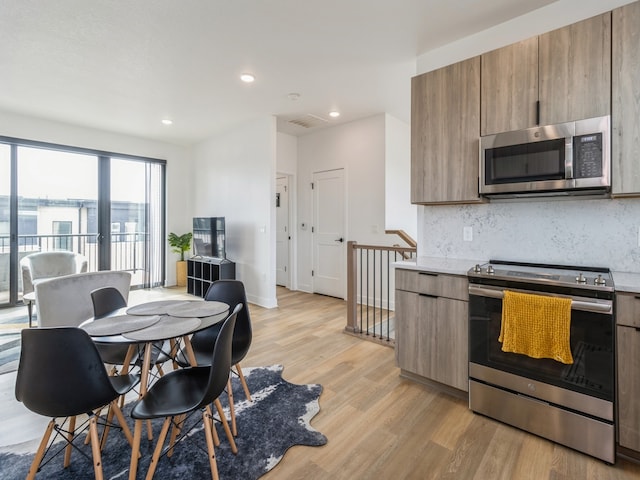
top-left (346, 240), bottom-right (417, 344)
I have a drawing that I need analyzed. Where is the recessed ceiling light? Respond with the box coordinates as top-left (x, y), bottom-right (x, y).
top-left (161, 119), bottom-right (173, 125)
top-left (329, 111), bottom-right (340, 118)
top-left (240, 73), bottom-right (255, 83)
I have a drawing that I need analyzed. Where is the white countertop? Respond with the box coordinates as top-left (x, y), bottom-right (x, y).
top-left (612, 271), bottom-right (640, 294)
top-left (393, 256), bottom-right (485, 276)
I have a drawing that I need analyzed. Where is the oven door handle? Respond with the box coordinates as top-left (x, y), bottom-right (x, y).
top-left (468, 285), bottom-right (612, 314)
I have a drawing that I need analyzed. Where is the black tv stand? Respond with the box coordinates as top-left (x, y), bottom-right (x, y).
top-left (187, 257), bottom-right (236, 298)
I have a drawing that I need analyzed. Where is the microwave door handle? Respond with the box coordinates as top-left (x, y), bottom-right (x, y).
top-left (565, 136), bottom-right (574, 179)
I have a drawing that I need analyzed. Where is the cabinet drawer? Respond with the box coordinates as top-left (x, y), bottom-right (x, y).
top-left (616, 293), bottom-right (640, 327)
top-left (395, 269), bottom-right (468, 301)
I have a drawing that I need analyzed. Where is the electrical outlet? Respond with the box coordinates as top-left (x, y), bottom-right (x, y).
top-left (463, 226), bottom-right (473, 242)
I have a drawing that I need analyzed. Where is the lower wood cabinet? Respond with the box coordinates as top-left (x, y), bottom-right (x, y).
top-left (395, 269), bottom-right (469, 392)
top-left (617, 325), bottom-right (640, 451)
top-left (616, 292), bottom-right (640, 452)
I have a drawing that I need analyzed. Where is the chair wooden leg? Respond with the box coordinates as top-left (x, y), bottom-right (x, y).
top-left (167, 423), bottom-right (179, 458)
top-left (88, 416), bottom-right (104, 480)
top-left (109, 400), bottom-right (135, 447)
top-left (214, 399), bottom-right (237, 454)
top-left (26, 420), bottom-right (55, 480)
top-left (100, 404), bottom-right (116, 450)
top-left (146, 419), bottom-right (154, 441)
top-left (205, 405), bottom-right (220, 446)
top-left (145, 417), bottom-right (172, 480)
top-left (84, 411), bottom-right (98, 446)
top-left (202, 410), bottom-right (220, 480)
top-left (167, 414), bottom-right (185, 457)
top-left (170, 338), bottom-right (179, 371)
top-left (236, 363), bottom-right (252, 402)
top-left (227, 378), bottom-right (237, 436)
top-left (129, 419), bottom-right (142, 480)
top-left (64, 416), bottom-right (76, 467)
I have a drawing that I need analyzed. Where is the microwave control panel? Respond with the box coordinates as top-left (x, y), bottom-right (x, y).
top-left (573, 133), bottom-right (603, 179)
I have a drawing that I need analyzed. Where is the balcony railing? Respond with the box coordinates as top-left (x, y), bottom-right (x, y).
top-left (0, 233), bottom-right (149, 297)
top-left (346, 240), bottom-right (417, 345)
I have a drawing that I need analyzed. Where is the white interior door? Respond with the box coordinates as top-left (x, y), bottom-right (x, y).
top-left (276, 175), bottom-right (290, 287)
top-left (313, 168), bottom-right (345, 298)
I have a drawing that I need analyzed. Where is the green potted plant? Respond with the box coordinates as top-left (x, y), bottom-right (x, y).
top-left (168, 232), bottom-right (192, 287)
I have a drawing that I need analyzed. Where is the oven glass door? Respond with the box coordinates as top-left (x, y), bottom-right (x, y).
top-left (484, 138), bottom-right (566, 185)
top-left (469, 294), bottom-right (614, 401)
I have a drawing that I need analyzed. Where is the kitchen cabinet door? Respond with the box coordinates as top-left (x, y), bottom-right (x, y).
top-left (612, 1), bottom-right (640, 196)
top-left (617, 325), bottom-right (640, 451)
top-left (432, 297), bottom-right (469, 391)
top-left (411, 56), bottom-right (481, 204)
top-left (481, 38), bottom-right (539, 136)
top-left (539, 12), bottom-right (611, 126)
top-left (395, 290), bottom-right (437, 378)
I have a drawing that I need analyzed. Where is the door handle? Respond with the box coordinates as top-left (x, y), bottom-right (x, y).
top-left (335, 237), bottom-right (344, 243)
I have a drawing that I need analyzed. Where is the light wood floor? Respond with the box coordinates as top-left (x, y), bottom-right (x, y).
top-left (2, 287), bottom-right (640, 479)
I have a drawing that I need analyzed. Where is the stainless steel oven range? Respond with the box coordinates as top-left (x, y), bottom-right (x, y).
top-left (467, 260), bottom-right (615, 463)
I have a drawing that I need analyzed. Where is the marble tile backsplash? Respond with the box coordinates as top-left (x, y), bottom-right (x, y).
top-left (418, 197), bottom-right (640, 273)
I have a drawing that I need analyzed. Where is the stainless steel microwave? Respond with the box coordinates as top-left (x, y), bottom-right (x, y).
top-left (480, 115), bottom-right (610, 198)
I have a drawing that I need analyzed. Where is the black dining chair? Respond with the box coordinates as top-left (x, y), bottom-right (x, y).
top-left (91, 287), bottom-right (166, 375)
top-left (15, 327), bottom-right (140, 480)
top-left (130, 305), bottom-right (241, 480)
top-left (91, 287), bottom-right (135, 371)
top-left (177, 280), bottom-right (253, 437)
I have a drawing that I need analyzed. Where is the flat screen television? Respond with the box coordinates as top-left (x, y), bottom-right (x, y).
top-left (192, 217), bottom-right (226, 259)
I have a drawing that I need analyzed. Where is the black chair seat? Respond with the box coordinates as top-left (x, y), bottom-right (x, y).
top-left (131, 366), bottom-right (210, 419)
top-left (109, 372), bottom-right (142, 395)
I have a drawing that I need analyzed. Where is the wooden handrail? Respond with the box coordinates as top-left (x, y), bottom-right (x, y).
top-left (384, 229), bottom-right (417, 248)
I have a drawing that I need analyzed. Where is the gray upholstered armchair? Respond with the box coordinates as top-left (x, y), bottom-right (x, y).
top-left (20, 251), bottom-right (88, 296)
top-left (34, 271), bottom-right (131, 327)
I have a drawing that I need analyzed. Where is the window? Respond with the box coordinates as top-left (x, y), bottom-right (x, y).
top-left (52, 221), bottom-right (72, 251)
top-left (0, 137), bottom-right (166, 306)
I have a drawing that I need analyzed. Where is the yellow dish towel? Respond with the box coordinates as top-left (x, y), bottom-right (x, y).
top-left (498, 290), bottom-right (573, 364)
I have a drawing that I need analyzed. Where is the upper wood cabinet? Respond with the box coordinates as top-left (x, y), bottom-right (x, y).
top-left (481, 37), bottom-right (538, 135)
top-left (411, 56), bottom-right (481, 204)
top-left (539, 12), bottom-right (611, 126)
top-left (481, 13), bottom-right (611, 136)
top-left (612, 1), bottom-right (640, 196)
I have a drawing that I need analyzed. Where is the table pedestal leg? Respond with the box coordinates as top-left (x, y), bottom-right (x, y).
top-left (129, 342), bottom-right (153, 480)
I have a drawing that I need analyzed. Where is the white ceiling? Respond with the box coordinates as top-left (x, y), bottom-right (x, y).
top-left (0, 0), bottom-right (559, 146)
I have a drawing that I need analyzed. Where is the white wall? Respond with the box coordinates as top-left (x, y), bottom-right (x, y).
top-left (276, 132), bottom-right (297, 174)
top-left (417, 0), bottom-right (636, 74)
top-left (0, 110), bottom-right (192, 286)
top-left (384, 113), bottom-right (416, 242)
top-left (413, 0), bottom-right (640, 274)
top-left (276, 132), bottom-right (298, 289)
top-left (192, 116), bottom-right (277, 308)
top-left (297, 114), bottom-right (404, 294)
